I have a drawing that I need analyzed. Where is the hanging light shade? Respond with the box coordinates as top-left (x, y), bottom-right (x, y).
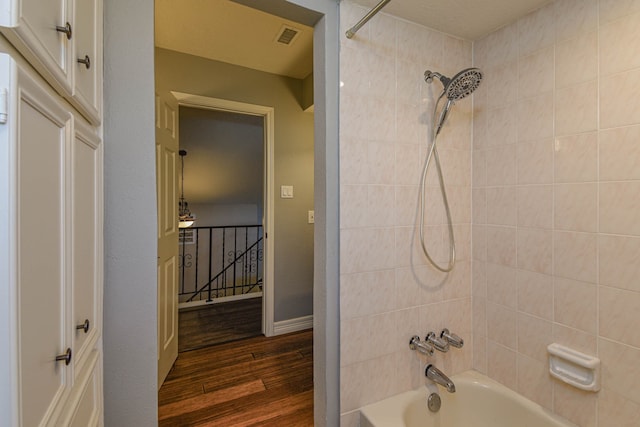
top-left (178, 149), bottom-right (196, 228)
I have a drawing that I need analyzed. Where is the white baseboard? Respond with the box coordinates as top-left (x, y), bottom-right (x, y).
top-left (273, 315), bottom-right (313, 336)
top-left (178, 292), bottom-right (262, 310)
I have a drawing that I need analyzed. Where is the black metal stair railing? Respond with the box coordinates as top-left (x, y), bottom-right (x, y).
top-left (178, 225), bottom-right (263, 303)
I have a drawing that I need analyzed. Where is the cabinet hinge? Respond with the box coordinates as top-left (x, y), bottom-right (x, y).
top-left (0, 89), bottom-right (7, 124)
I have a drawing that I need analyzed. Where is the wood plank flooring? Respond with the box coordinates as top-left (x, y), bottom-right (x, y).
top-left (159, 330), bottom-right (313, 426)
top-left (179, 297), bottom-right (262, 352)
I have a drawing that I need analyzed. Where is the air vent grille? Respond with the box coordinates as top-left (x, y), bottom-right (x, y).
top-left (276, 25), bottom-right (300, 45)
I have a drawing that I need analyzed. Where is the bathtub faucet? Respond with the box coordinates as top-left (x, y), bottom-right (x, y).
top-left (409, 335), bottom-right (435, 356)
top-left (425, 364), bottom-right (456, 393)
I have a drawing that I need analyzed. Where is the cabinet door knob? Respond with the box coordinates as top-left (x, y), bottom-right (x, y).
top-left (55, 348), bottom-right (72, 366)
top-left (56, 22), bottom-right (72, 40)
top-left (77, 55), bottom-right (91, 70)
top-left (76, 319), bottom-right (90, 333)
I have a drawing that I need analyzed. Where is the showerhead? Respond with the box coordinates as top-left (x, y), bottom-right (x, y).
top-left (424, 68), bottom-right (483, 101)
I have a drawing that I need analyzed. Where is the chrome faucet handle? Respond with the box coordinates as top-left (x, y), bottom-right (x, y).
top-left (426, 332), bottom-right (449, 352)
top-left (409, 335), bottom-right (434, 356)
top-left (440, 328), bottom-right (464, 348)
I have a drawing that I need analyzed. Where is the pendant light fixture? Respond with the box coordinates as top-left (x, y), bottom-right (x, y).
top-left (178, 149), bottom-right (196, 228)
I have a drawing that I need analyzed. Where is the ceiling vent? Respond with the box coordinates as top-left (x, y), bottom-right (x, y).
top-left (275, 25), bottom-right (301, 46)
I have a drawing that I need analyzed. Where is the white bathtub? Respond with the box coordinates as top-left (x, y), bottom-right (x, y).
top-left (360, 370), bottom-right (576, 427)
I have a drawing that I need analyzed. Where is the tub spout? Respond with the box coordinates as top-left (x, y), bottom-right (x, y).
top-left (425, 364), bottom-right (455, 393)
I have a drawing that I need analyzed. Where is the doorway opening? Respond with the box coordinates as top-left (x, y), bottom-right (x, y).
top-left (175, 98), bottom-right (274, 351)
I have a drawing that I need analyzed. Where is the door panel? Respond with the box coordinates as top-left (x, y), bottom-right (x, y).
top-left (156, 92), bottom-right (179, 387)
top-left (71, 123), bottom-right (101, 366)
top-left (18, 76), bottom-right (73, 427)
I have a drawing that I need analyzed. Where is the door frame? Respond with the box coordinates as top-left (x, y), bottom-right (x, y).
top-left (171, 91), bottom-right (275, 336)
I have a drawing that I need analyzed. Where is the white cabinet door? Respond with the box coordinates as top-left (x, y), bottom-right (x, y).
top-left (71, 118), bottom-right (102, 369)
top-left (13, 54), bottom-right (74, 427)
top-left (0, 0), bottom-right (72, 93)
top-left (0, 0), bottom-right (103, 125)
top-left (72, 0), bottom-right (101, 122)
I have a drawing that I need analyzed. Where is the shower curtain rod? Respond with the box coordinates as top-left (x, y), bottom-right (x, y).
top-left (345, 0), bottom-right (392, 39)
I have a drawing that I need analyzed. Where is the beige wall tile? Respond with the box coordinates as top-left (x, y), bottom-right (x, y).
top-left (517, 270), bottom-right (553, 319)
top-left (553, 382), bottom-right (597, 427)
top-left (486, 263), bottom-right (517, 308)
top-left (599, 286), bottom-right (640, 348)
top-left (517, 354), bottom-right (553, 410)
top-left (554, 132), bottom-right (598, 183)
top-left (473, 334), bottom-right (488, 374)
top-left (599, 338), bottom-right (640, 403)
top-left (600, 181), bottom-right (640, 236)
top-left (554, 277), bottom-right (597, 334)
top-left (556, 31), bottom-right (597, 88)
top-left (518, 93), bottom-right (555, 142)
top-left (472, 260), bottom-right (487, 297)
top-left (599, 0), bottom-right (640, 24)
top-left (553, 231), bottom-right (597, 283)
top-left (600, 11), bottom-right (640, 75)
top-left (518, 47), bottom-right (554, 99)
top-left (486, 225), bottom-right (517, 267)
top-left (487, 302), bottom-right (517, 349)
top-left (600, 69), bottom-right (640, 129)
top-left (341, 270), bottom-right (396, 320)
top-left (486, 145), bottom-right (517, 186)
top-left (599, 234), bottom-right (640, 292)
top-left (555, 81), bottom-right (598, 136)
top-left (475, 23), bottom-right (519, 68)
top-left (598, 389), bottom-right (640, 427)
top-left (600, 125), bottom-right (640, 181)
top-left (473, 296), bottom-right (487, 337)
top-left (517, 228), bottom-right (553, 275)
top-left (552, 323), bottom-right (597, 355)
top-left (555, 0), bottom-right (598, 42)
top-left (487, 344), bottom-right (517, 389)
top-left (486, 60), bottom-right (518, 109)
top-left (486, 186), bottom-right (517, 226)
top-left (486, 106), bottom-right (518, 147)
top-left (517, 139), bottom-right (554, 184)
top-left (473, 225), bottom-right (487, 262)
top-left (518, 313), bottom-right (553, 362)
top-left (518, 3), bottom-right (555, 56)
top-left (554, 183), bottom-right (597, 232)
top-left (517, 185), bottom-right (553, 229)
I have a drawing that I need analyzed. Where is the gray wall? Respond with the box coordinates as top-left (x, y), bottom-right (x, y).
top-left (103, 0), bottom-right (158, 425)
top-left (155, 48), bottom-right (314, 321)
top-left (103, 1), bottom-right (339, 425)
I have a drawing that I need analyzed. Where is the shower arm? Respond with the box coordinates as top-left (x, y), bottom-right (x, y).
top-left (345, 0), bottom-right (391, 39)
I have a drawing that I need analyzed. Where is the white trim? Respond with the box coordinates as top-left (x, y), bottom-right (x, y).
top-left (273, 315), bottom-right (313, 336)
top-left (178, 292), bottom-right (262, 310)
top-left (169, 92), bottom-right (275, 337)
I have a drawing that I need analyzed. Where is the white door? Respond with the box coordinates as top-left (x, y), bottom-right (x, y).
top-left (156, 91), bottom-right (179, 386)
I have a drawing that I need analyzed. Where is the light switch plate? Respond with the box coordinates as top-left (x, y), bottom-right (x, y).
top-left (281, 185), bottom-right (294, 198)
top-left (308, 210), bottom-right (315, 224)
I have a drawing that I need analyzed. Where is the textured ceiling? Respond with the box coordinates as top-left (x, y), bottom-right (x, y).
top-left (349, 0), bottom-right (554, 40)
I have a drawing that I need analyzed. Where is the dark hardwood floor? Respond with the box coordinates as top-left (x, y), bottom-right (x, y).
top-left (179, 297), bottom-right (262, 352)
top-left (160, 326), bottom-right (313, 426)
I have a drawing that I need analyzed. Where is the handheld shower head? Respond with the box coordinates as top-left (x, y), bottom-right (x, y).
top-left (424, 67), bottom-right (483, 101)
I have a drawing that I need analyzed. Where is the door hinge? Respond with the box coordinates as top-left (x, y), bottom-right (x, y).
top-left (0, 89), bottom-right (7, 124)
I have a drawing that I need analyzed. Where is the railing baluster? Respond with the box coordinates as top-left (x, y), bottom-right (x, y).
top-left (222, 228), bottom-right (226, 297)
top-left (195, 229), bottom-right (199, 298)
top-left (233, 228), bottom-right (237, 296)
top-left (207, 228), bottom-right (213, 302)
top-left (180, 229), bottom-right (186, 294)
